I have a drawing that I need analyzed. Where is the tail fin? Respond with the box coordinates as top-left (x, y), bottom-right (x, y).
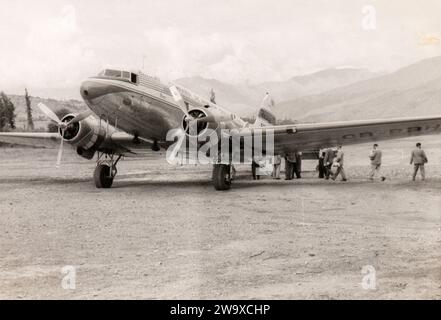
top-left (253, 92), bottom-right (277, 127)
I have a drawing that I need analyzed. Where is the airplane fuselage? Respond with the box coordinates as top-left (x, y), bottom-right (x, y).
top-left (81, 77), bottom-right (183, 141)
top-left (80, 70), bottom-right (246, 144)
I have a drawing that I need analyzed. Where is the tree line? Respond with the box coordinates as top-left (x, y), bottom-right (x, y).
top-left (0, 89), bottom-right (36, 132)
top-left (0, 92), bottom-right (16, 131)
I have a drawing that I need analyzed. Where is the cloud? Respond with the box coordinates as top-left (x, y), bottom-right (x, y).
top-left (3, 0), bottom-right (441, 99)
top-left (418, 34), bottom-right (441, 46)
top-left (142, 27), bottom-right (237, 81)
top-left (142, 27), bottom-right (301, 84)
top-left (0, 4), bottom-right (96, 97)
top-left (28, 5), bottom-right (80, 42)
top-left (25, 5), bottom-right (95, 84)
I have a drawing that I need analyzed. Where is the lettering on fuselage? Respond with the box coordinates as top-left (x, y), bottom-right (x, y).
top-left (390, 128), bottom-right (402, 136)
top-left (407, 126), bottom-right (422, 133)
top-left (342, 123), bottom-right (440, 140)
top-left (424, 123), bottom-right (441, 131)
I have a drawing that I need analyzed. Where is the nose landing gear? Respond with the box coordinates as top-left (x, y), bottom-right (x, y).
top-left (94, 152), bottom-right (121, 188)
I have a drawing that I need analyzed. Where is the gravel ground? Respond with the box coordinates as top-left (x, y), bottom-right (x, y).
top-left (0, 135), bottom-right (440, 299)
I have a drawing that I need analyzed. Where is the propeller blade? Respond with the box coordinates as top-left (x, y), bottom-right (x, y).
top-left (169, 85), bottom-right (191, 118)
top-left (55, 130), bottom-right (64, 168)
top-left (37, 103), bottom-right (62, 124)
top-left (66, 110), bottom-right (93, 126)
top-left (167, 128), bottom-right (186, 164)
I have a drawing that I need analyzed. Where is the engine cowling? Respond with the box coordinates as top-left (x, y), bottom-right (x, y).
top-left (182, 107), bottom-right (239, 134)
top-left (182, 109), bottom-right (217, 137)
top-left (59, 114), bottom-right (107, 159)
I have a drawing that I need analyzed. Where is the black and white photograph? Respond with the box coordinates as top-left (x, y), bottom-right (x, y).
top-left (0, 0), bottom-right (440, 304)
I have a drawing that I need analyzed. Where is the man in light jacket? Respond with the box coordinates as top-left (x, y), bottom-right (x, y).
top-left (331, 145), bottom-right (347, 181)
top-left (410, 142), bottom-right (428, 181)
top-left (369, 144), bottom-right (386, 181)
top-left (272, 155), bottom-right (282, 179)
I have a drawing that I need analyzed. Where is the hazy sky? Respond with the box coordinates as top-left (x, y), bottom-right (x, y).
top-left (1, 0), bottom-right (441, 99)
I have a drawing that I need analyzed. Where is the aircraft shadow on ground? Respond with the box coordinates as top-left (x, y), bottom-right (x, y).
top-left (0, 176), bottom-right (91, 185)
top-left (2, 174), bottom-right (438, 191)
top-left (112, 178), bottom-right (213, 189)
top-left (111, 175), bottom-right (441, 190)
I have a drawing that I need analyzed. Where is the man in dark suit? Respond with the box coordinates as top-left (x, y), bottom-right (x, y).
top-left (410, 142), bottom-right (428, 181)
top-left (285, 153), bottom-right (296, 180)
top-left (252, 157), bottom-right (260, 180)
top-left (323, 148), bottom-right (335, 180)
top-left (294, 152), bottom-right (302, 179)
top-left (318, 150), bottom-right (326, 178)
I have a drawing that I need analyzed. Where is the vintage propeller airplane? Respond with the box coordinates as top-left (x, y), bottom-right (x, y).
top-left (1, 68), bottom-right (441, 190)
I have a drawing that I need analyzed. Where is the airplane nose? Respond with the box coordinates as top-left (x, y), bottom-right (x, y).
top-left (80, 80), bottom-right (110, 100)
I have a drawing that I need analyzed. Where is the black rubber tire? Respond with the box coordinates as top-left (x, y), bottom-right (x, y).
top-left (213, 164), bottom-right (232, 190)
top-left (94, 164), bottom-right (114, 188)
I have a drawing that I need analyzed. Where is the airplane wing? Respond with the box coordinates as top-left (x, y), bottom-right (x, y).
top-left (0, 132), bottom-right (61, 148)
top-left (3, 115), bottom-right (441, 159)
top-left (234, 115), bottom-right (441, 154)
top-left (0, 131), bottom-right (155, 157)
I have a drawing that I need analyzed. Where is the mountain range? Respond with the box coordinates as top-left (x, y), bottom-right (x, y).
top-left (5, 55), bottom-right (441, 130)
top-left (275, 55), bottom-right (441, 122)
top-left (175, 67), bottom-right (378, 116)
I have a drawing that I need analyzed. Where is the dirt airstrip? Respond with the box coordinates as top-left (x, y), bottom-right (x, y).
top-left (0, 136), bottom-right (440, 299)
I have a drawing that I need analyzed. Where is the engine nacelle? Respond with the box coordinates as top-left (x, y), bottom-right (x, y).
top-left (182, 107), bottom-right (239, 133)
top-left (182, 109), bottom-right (218, 137)
top-left (59, 114), bottom-right (107, 159)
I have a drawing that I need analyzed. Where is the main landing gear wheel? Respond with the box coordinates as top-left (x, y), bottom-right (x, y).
top-left (213, 164), bottom-right (232, 191)
top-left (94, 153), bottom-right (121, 189)
top-left (94, 164), bottom-right (115, 188)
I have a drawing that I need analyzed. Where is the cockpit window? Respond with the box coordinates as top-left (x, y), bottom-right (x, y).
top-left (104, 69), bottom-right (122, 78)
top-left (98, 69), bottom-right (138, 84)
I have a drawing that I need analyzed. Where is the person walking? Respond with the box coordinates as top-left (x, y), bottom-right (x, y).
top-left (252, 156), bottom-right (261, 180)
top-left (369, 143), bottom-right (386, 181)
top-left (410, 142), bottom-right (428, 181)
top-left (284, 153), bottom-right (296, 180)
top-left (331, 146), bottom-right (347, 181)
top-left (272, 155), bottom-right (282, 179)
top-left (323, 148), bottom-right (335, 180)
top-left (294, 152), bottom-right (302, 179)
top-left (318, 150), bottom-right (326, 178)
